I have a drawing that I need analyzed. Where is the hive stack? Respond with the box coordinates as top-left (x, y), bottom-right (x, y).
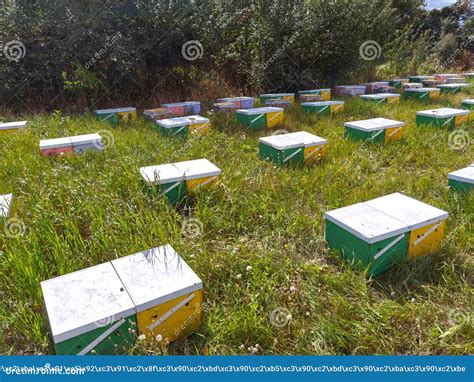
top-left (301, 101), bottom-right (344, 115)
top-left (416, 108), bottom-right (470, 129)
top-left (344, 118), bottom-right (405, 143)
top-left (259, 93), bottom-right (295, 104)
top-left (161, 102), bottom-right (201, 117)
top-left (40, 133), bottom-right (104, 157)
top-left (95, 107), bottom-right (137, 126)
top-left (404, 88), bottom-right (440, 101)
top-left (0, 121), bottom-right (27, 134)
top-left (41, 244), bottom-right (203, 355)
top-left (259, 131), bottom-right (328, 166)
top-left (437, 83), bottom-right (470, 94)
top-left (140, 159), bottom-right (221, 204)
top-left (236, 107), bottom-right (284, 129)
top-left (325, 193), bottom-right (448, 276)
top-left (448, 164), bottom-right (474, 194)
top-left (156, 116), bottom-right (210, 137)
top-left (298, 89), bottom-right (331, 101)
top-left (216, 97), bottom-right (254, 109)
top-left (143, 108), bottom-right (173, 121)
top-left (335, 85), bottom-right (366, 97)
top-left (0, 194), bottom-right (13, 219)
top-left (360, 93), bottom-right (400, 106)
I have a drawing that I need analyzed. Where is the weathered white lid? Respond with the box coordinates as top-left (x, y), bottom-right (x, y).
top-left (464, 72), bottom-right (474, 76)
top-left (435, 73), bottom-right (458, 77)
top-left (360, 93), bottom-right (400, 99)
top-left (298, 89), bottom-right (330, 94)
top-left (463, 99), bottom-right (474, 105)
top-left (0, 194), bottom-right (13, 218)
top-left (217, 97), bottom-right (253, 102)
top-left (40, 262), bottom-right (136, 343)
top-left (70, 133), bottom-right (102, 146)
top-left (111, 244), bottom-right (202, 313)
top-left (237, 107), bottom-right (284, 115)
top-left (95, 107), bottom-right (135, 114)
top-left (325, 202), bottom-right (409, 243)
top-left (40, 137), bottom-right (73, 150)
top-left (0, 121), bottom-right (27, 130)
top-left (161, 101), bottom-right (200, 107)
top-left (301, 101), bottom-right (344, 106)
top-left (406, 88), bottom-right (439, 92)
top-left (157, 117), bottom-right (192, 128)
top-left (364, 192), bottom-right (448, 230)
top-left (173, 158), bottom-right (222, 180)
top-left (344, 118), bottom-right (404, 131)
top-left (140, 164), bottom-right (184, 185)
top-left (186, 115), bottom-right (210, 124)
top-left (260, 93), bottom-right (294, 97)
top-left (259, 131), bottom-right (327, 150)
top-left (409, 75), bottom-right (432, 79)
top-left (336, 85), bottom-right (366, 89)
top-left (437, 83), bottom-right (469, 88)
top-left (416, 108), bottom-right (469, 118)
top-left (448, 165), bottom-right (474, 184)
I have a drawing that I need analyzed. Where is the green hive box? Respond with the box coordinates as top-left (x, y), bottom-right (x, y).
top-left (301, 101), bottom-right (344, 115)
top-left (448, 164), bottom-right (474, 194)
top-left (259, 131), bottom-right (328, 166)
top-left (404, 88), bottom-right (440, 101)
top-left (41, 263), bottom-right (137, 355)
top-left (298, 89), bottom-right (331, 101)
top-left (156, 116), bottom-right (210, 137)
top-left (236, 107), bottom-right (284, 129)
top-left (259, 93), bottom-right (295, 104)
top-left (437, 84), bottom-right (470, 94)
top-left (461, 99), bottom-right (474, 110)
top-left (388, 79), bottom-right (408, 89)
top-left (344, 118), bottom-right (405, 144)
top-left (416, 108), bottom-right (470, 129)
top-left (95, 107), bottom-right (137, 127)
top-left (360, 93), bottom-right (400, 105)
top-left (409, 75), bottom-right (433, 83)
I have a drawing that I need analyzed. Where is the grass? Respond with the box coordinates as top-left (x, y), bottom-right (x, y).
top-left (0, 89), bottom-right (473, 355)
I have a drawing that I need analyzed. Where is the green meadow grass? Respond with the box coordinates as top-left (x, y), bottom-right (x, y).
top-left (0, 90), bottom-right (473, 355)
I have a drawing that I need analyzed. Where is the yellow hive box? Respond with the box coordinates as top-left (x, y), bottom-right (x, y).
top-left (111, 245), bottom-right (203, 344)
top-left (173, 159), bottom-right (222, 193)
top-left (0, 121), bottom-right (27, 134)
top-left (266, 109), bottom-right (285, 128)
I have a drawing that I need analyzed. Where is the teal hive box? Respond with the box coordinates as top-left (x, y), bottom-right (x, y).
top-left (409, 75), bottom-right (434, 83)
top-left (156, 116), bottom-right (210, 137)
top-left (437, 83), bottom-right (470, 94)
top-left (301, 101), bottom-right (344, 115)
top-left (360, 93), bottom-right (400, 105)
top-left (259, 93), bottom-right (295, 104)
top-left (404, 88), bottom-right (440, 101)
top-left (344, 118), bottom-right (405, 144)
top-left (416, 108), bottom-right (470, 129)
top-left (448, 164), bottom-right (474, 194)
top-left (461, 99), bottom-right (474, 110)
top-left (388, 79), bottom-right (408, 89)
top-left (95, 107), bottom-right (137, 126)
top-left (236, 107), bottom-right (284, 129)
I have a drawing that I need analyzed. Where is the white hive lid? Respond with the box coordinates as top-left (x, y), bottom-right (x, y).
top-left (95, 107), bottom-right (135, 114)
top-left (260, 93), bottom-right (294, 97)
top-left (463, 99), bottom-right (474, 105)
top-left (70, 133), bottom-right (102, 146)
top-left (186, 115), bottom-right (210, 124)
top-left (40, 262), bottom-right (136, 343)
top-left (258, 132), bottom-right (317, 150)
top-left (406, 88), bottom-right (439, 92)
top-left (0, 121), bottom-right (27, 130)
top-left (364, 192), bottom-right (448, 230)
top-left (301, 101), bottom-right (344, 106)
top-left (111, 244), bottom-right (203, 313)
top-left (157, 117), bottom-right (192, 128)
top-left (448, 166), bottom-right (474, 184)
top-left (217, 97), bottom-right (253, 102)
top-left (40, 137), bottom-right (73, 150)
top-left (416, 108), bottom-right (469, 118)
top-left (173, 158), bottom-right (222, 181)
top-left (360, 93), bottom-right (400, 99)
top-left (337, 85), bottom-right (366, 89)
top-left (325, 202), bottom-right (409, 243)
top-left (344, 118), bottom-right (405, 131)
top-left (139, 164), bottom-right (184, 185)
top-left (438, 83), bottom-right (469, 88)
top-left (237, 107), bottom-right (284, 115)
top-left (299, 89), bottom-right (330, 93)
top-left (0, 194), bottom-right (13, 218)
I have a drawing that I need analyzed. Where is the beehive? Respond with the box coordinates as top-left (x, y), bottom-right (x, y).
top-left (0, 194), bottom-right (13, 219)
top-left (388, 79), bottom-right (408, 89)
top-left (464, 73), bottom-right (474, 83)
top-left (301, 101), bottom-right (344, 115)
top-left (259, 131), bottom-right (328, 166)
top-left (325, 193), bottom-right (448, 276)
top-left (445, 77), bottom-right (466, 84)
top-left (143, 108), bottom-right (172, 121)
top-left (40, 134), bottom-right (103, 157)
top-left (360, 93), bottom-right (400, 106)
top-left (335, 85), bottom-right (366, 97)
top-left (95, 107), bottom-right (137, 126)
top-left (213, 102), bottom-right (239, 113)
top-left (404, 88), bottom-right (440, 101)
top-left (298, 89), bottom-right (331, 101)
top-left (236, 107), bottom-right (284, 129)
top-left (259, 93), bottom-right (295, 104)
top-left (448, 164), bottom-right (474, 194)
top-left (0, 121), bottom-right (27, 134)
top-left (403, 83), bottom-right (423, 90)
top-left (41, 262), bottom-right (137, 355)
top-left (140, 159), bottom-right (221, 204)
top-left (461, 99), bottom-right (474, 111)
top-left (264, 99), bottom-right (291, 109)
top-left (156, 116), bottom-right (210, 137)
top-left (216, 97), bottom-right (254, 109)
top-left (111, 245), bottom-right (203, 344)
top-left (434, 73), bottom-right (459, 83)
top-left (299, 94), bottom-right (322, 102)
top-left (437, 83), bottom-right (470, 94)
top-left (416, 108), bottom-right (470, 129)
top-left (362, 82), bottom-right (390, 94)
top-left (409, 75), bottom-right (434, 83)
top-left (422, 80), bottom-right (439, 88)
top-left (161, 102), bottom-right (201, 117)
top-left (344, 118), bottom-right (405, 143)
